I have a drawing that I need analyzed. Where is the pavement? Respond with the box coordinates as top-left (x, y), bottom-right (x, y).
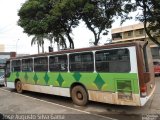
top-left (0, 88), bottom-right (115, 120)
top-left (0, 77), bottom-right (160, 120)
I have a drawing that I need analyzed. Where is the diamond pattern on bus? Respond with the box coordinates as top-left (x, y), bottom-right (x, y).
top-left (33, 73), bottom-right (38, 84)
top-left (94, 74), bottom-right (105, 90)
top-left (57, 73), bottom-right (64, 87)
top-left (24, 72), bottom-right (28, 82)
top-left (44, 72), bottom-right (50, 85)
top-left (16, 72), bottom-right (19, 78)
top-left (73, 72), bottom-right (81, 82)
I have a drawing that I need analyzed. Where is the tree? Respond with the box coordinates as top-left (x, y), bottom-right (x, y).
top-left (18, 0), bottom-right (139, 50)
top-left (18, 0), bottom-right (52, 53)
top-left (31, 35), bottom-right (44, 53)
top-left (18, 0), bottom-right (81, 49)
top-left (44, 33), bottom-right (67, 51)
top-left (18, 0), bottom-right (51, 35)
top-left (81, 0), bottom-right (134, 45)
top-left (54, 34), bottom-right (67, 50)
top-left (48, 0), bottom-right (85, 49)
top-left (136, 0), bottom-right (160, 46)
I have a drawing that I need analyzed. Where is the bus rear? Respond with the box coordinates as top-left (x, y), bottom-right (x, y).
top-left (137, 41), bottom-right (155, 106)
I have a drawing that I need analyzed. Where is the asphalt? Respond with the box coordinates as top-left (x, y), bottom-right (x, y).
top-left (0, 88), bottom-right (115, 120)
top-left (0, 77), bottom-right (160, 120)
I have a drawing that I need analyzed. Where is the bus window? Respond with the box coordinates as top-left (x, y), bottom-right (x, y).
top-left (22, 58), bottom-right (33, 72)
top-left (49, 55), bottom-right (68, 71)
top-left (34, 57), bottom-right (48, 72)
top-left (95, 49), bottom-right (131, 72)
top-left (12, 60), bottom-right (21, 72)
top-left (69, 52), bottom-right (94, 72)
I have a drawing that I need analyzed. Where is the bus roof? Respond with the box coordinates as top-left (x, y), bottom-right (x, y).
top-left (8, 41), bottom-right (145, 60)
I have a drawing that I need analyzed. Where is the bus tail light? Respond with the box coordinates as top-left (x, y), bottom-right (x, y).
top-left (140, 84), bottom-right (147, 97)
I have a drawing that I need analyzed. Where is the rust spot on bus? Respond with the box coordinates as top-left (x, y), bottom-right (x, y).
top-left (88, 90), bottom-right (141, 106)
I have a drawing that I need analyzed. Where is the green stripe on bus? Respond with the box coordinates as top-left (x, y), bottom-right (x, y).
top-left (7, 72), bottom-right (139, 94)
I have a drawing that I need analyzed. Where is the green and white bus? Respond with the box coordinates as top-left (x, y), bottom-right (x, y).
top-left (5, 41), bottom-right (155, 106)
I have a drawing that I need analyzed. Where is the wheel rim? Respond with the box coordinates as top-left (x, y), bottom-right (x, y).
top-left (16, 82), bottom-right (21, 92)
top-left (76, 91), bottom-right (83, 100)
top-left (71, 86), bottom-right (88, 106)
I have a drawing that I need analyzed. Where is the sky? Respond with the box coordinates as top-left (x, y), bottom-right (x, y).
top-left (0, 0), bottom-right (140, 55)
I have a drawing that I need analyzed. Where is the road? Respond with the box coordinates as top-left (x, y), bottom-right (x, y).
top-left (0, 77), bottom-right (160, 120)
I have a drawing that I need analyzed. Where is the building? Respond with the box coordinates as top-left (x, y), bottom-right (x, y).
top-left (0, 52), bottom-right (16, 68)
top-left (0, 44), bottom-right (5, 52)
top-left (111, 23), bottom-right (160, 59)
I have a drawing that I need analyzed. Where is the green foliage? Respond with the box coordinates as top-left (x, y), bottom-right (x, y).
top-left (31, 35), bottom-right (44, 53)
top-left (48, 0), bottom-right (83, 49)
top-left (18, 0), bottom-right (160, 49)
top-left (18, 0), bottom-right (52, 35)
top-left (80, 0), bottom-right (135, 45)
top-left (136, 0), bottom-right (160, 46)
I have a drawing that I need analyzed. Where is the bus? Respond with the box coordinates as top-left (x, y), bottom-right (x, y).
top-left (5, 41), bottom-right (155, 106)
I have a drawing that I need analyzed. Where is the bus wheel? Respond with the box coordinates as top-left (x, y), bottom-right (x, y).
top-left (15, 81), bottom-right (23, 93)
top-left (71, 85), bottom-right (88, 106)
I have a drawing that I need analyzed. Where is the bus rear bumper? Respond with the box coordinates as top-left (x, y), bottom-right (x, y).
top-left (140, 85), bottom-right (156, 106)
top-left (88, 90), bottom-right (141, 106)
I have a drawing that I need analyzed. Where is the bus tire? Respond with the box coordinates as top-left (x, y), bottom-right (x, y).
top-left (71, 85), bottom-right (88, 106)
top-left (15, 81), bottom-right (23, 93)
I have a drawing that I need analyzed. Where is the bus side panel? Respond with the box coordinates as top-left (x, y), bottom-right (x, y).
top-left (9, 72), bottom-right (139, 91)
top-left (6, 72), bottom-right (18, 88)
top-left (7, 72), bottom-right (141, 106)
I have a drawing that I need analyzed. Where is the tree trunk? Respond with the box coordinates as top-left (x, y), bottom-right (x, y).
top-left (143, 0), bottom-right (160, 47)
top-left (93, 33), bottom-right (100, 46)
top-left (59, 34), bottom-right (67, 49)
top-left (42, 43), bottom-right (44, 53)
top-left (57, 42), bottom-right (60, 51)
top-left (94, 35), bottom-right (99, 46)
top-left (38, 44), bottom-right (40, 54)
top-left (66, 33), bottom-right (74, 49)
